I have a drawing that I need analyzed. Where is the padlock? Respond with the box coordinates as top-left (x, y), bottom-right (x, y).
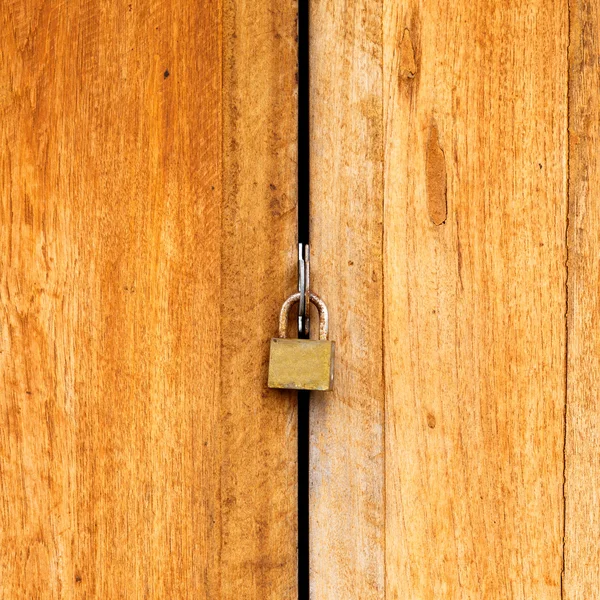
top-left (268, 292), bottom-right (335, 391)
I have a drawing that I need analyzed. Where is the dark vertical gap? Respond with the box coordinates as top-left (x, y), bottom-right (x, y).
top-left (562, 2), bottom-right (572, 596)
top-left (298, 0), bottom-right (310, 247)
top-left (298, 391), bottom-right (310, 600)
top-left (298, 0), bottom-right (310, 598)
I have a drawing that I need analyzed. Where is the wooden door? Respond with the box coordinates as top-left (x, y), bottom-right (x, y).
top-left (0, 0), bottom-right (598, 598)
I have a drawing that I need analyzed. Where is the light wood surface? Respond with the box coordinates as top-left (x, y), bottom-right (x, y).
top-left (0, 0), bottom-right (297, 597)
top-left (2, 0), bottom-right (599, 597)
top-left (310, 0), bottom-right (385, 597)
top-left (565, 0), bottom-right (600, 596)
top-left (383, 0), bottom-right (568, 598)
top-left (1, 1), bottom-right (221, 596)
top-left (221, 0), bottom-right (298, 597)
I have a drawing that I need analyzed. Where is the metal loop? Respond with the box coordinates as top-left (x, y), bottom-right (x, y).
top-left (278, 292), bottom-right (329, 340)
top-left (298, 243), bottom-right (310, 336)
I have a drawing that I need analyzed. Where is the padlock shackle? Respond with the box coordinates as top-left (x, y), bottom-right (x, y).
top-left (278, 292), bottom-right (329, 340)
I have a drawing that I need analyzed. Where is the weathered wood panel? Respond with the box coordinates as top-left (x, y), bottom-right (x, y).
top-left (0, 1), bottom-right (223, 597)
top-left (383, 0), bottom-right (568, 598)
top-left (0, 0), bottom-right (297, 597)
top-left (221, 0), bottom-right (298, 597)
top-left (310, 0), bottom-right (385, 597)
top-left (565, 1), bottom-right (600, 597)
top-left (0, 0), bottom-right (223, 596)
top-left (1, 0), bottom-right (593, 597)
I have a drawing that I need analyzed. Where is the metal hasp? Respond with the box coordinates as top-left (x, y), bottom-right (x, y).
top-left (268, 292), bottom-right (335, 391)
top-left (298, 243), bottom-right (310, 336)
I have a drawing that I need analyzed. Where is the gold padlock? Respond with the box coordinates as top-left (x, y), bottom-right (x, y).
top-left (268, 292), bottom-right (335, 391)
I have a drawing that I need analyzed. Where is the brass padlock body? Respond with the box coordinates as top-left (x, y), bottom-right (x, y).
top-left (268, 338), bottom-right (335, 391)
top-left (268, 291), bottom-right (334, 391)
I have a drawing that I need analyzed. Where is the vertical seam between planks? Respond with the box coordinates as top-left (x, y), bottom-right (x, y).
top-left (219, 1), bottom-right (226, 598)
top-left (562, 0), bottom-right (571, 596)
top-left (381, 5), bottom-right (387, 600)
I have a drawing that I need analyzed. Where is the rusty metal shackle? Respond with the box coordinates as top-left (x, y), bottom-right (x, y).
top-left (278, 292), bottom-right (329, 340)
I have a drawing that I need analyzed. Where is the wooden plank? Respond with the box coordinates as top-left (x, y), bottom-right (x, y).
top-left (383, 1), bottom-right (568, 598)
top-left (565, 1), bottom-right (600, 597)
top-left (220, 0), bottom-right (298, 597)
top-left (0, 0), bottom-right (291, 597)
top-left (1, 1), bottom-right (223, 596)
top-left (310, 0), bottom-right (385, 597)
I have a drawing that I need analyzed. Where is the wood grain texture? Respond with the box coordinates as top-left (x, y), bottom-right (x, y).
top-left (0, 1), bottom-right (223, 597)
top-left (565, 0), bottom-right (600, 596)
top-left (0, 0), bottom-right (297, 597)
top-left (310, 0), bottom-right (385, 597)
top-left (1, 0), bottom-right (592, 597)
top-left (383, 0), bottom-right (568, 598)
top-left (221, 0), bottom-right (298, 597)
